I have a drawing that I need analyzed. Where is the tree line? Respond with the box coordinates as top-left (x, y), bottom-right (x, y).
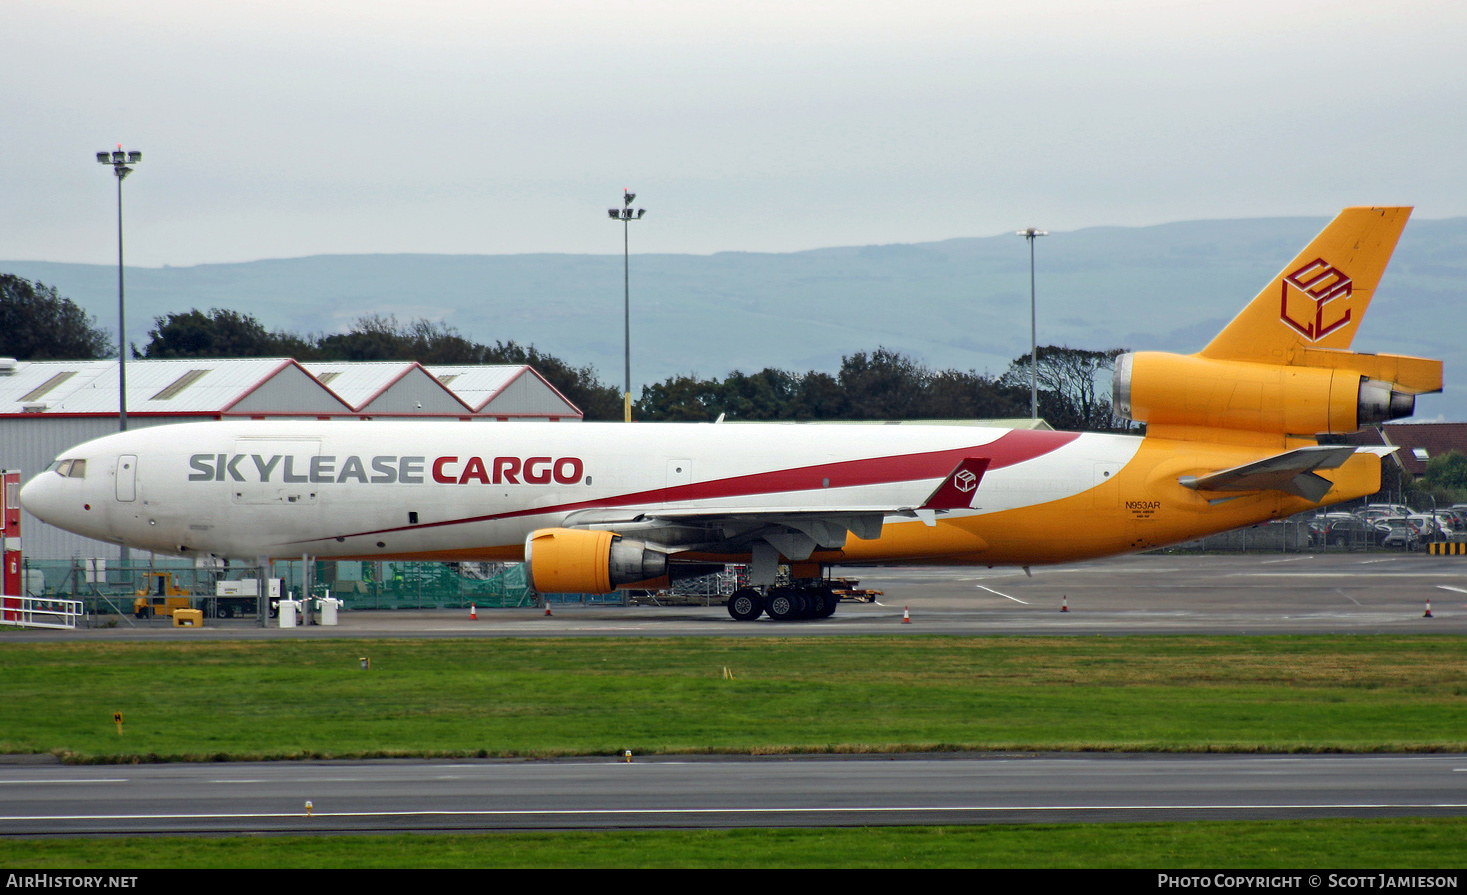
top-left (632, 346), bottom-right (1127, 430)
top-left (0, 273), bottom-right (1129, 429)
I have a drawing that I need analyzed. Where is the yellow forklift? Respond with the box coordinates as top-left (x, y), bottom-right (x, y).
top-left (133, 571), bottom-right (192, 618)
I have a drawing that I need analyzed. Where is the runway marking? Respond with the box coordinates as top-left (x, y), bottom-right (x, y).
top-left (1233, 573), bottom-right (1456, 579)
top-left (0, 779), bottom-right (127, 785)
top-left (210, 776), bottom-right (382, 784)
top-left (6, 802), bottom-right (1467, 824)
top-left (1437, 586), bottom-right (1467, 595)
top-left (975, 586), bottom-right (1029, 605)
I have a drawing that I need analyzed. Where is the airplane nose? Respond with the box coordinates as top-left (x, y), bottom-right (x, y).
top-left (19, 472), bottom-right (64, 527)
top-left (19, 470), bottom-right (94, 535)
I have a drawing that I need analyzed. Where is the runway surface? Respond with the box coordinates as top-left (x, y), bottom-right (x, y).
top-left (3, 753), bottom-right (1466, 835)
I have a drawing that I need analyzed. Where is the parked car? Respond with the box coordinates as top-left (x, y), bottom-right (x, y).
top-left (1377, 517), bottom-right (1421, 550)
top-left (1405, 513), bottom-right (1458, 543)
top-left (1317, 515), bottom-right (1383, 548)
top-left (1363, 503), bottom-right (1414, 517)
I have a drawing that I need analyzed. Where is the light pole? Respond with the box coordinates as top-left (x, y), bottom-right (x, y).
top-left (97, 145), bottom-right (141, 571)
top-left (97, 146), bottom-right (141, 433)
top-left (608, 189), bottom-right (646, 423)
top-left (1017, 227), bottom-right (1048, 421)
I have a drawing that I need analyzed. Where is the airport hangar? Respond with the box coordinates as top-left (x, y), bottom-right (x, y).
top-left (0, 357), bottom-right (583, 562)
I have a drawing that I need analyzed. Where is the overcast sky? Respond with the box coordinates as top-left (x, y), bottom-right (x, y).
top-left (4, 0), bottom-right (1465, 267)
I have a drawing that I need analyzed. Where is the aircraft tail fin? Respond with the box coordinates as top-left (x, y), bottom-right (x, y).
top-left (1114, 207), bottom-right (1441, 439)
top-left (1200, 206), bottom-right (1411, 363)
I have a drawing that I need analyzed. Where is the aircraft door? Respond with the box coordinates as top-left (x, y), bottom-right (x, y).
top-left (116, 455), bottom-right (137, 502)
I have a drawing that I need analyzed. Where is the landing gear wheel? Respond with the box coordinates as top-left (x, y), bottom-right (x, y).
top-left (727, 587), bottom-right (764, 621)
top-left (817, 592), bottom-right (838, 618)
top-left (766, 587), bottom-right (798, 621)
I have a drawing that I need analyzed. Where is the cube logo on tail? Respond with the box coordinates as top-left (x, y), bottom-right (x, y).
top-left (1280, 258), bottom-right (1353, 341)
top-left (920, 458), bottom-right (991, 511)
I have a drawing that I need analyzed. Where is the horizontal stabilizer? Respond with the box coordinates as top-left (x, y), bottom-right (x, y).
top-left (1178, 445), bottom-right (1359, 502)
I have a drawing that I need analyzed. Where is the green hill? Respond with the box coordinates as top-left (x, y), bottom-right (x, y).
top-left (5, 214), bottom-right (1463, 418)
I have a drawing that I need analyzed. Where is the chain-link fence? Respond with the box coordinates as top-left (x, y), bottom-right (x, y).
top-left (15, 558), bottom-right (619, 620)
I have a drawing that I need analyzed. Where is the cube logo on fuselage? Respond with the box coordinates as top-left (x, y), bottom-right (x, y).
top-left (188, 454), bottom-right (584, 486)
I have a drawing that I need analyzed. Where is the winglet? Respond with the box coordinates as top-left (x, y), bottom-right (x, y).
top-left (920, 458), bottom-right (990, 511)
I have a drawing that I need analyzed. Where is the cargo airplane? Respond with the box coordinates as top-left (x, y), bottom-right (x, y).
top-left (20, 207), bottom-right (1443, 620)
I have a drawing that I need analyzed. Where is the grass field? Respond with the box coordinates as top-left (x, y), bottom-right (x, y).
top-left (1, 635), bottom-right (1463, 761)
top-left (1, 634), bottom-right (1464, 868)
top-left (5, 819), bottom-right (1467, 869)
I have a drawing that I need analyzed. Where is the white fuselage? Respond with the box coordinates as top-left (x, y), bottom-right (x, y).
top-left (20, 419), bottom-right (1140, 563)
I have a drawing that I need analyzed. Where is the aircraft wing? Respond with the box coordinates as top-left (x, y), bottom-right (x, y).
top-left (1177, 445), bottom-right (1370, 502)
top-left (557, 457), bottom-right (993, 561)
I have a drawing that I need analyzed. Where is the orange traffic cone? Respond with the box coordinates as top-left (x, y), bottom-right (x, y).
top-left (545, 604), bottom-right (553, 617)
top-left (470, 604), bottom-right (477, 620)
top-left (1061, 595), bottom-right (1069, 613)
top-left (1424, 600), bottom-right (1434, 618)
top-left (902, 606), bottom-right (910, 624)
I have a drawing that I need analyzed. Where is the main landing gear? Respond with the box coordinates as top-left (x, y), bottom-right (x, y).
top-left (726, 583), bottom-right (840, 622)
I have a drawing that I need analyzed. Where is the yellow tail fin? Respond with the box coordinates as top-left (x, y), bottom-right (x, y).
top-left (1201, 206), bottom-right (1411, 363)
top-left (1115, 206), bottom-right (1441, 442)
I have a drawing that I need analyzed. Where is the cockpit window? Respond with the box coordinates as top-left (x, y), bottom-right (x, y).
top-left (51, 459), bottom-right (86, 479)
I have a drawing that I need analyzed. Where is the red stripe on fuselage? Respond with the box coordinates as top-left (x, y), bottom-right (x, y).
top-left (307, 429), bottom-right (1080, 545)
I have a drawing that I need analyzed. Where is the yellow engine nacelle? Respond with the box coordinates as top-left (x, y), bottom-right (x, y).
top-left (523, 528), bottom-right (669, 594)
top-left (1113, 352), bottom-right (1415, 435)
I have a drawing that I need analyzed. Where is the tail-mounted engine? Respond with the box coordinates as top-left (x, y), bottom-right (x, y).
top-left (1113, 351), bottom-right (1427, 435)
top-left (524, 528), bottom-right (668, 594)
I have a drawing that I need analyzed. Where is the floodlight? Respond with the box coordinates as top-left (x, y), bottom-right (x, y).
top-left (607, 189), bottom-right (647, 423)
top-left (1017, 227), bottom-right (1049, 420)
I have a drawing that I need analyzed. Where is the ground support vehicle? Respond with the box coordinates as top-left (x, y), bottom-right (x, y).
top-left (132, 572), bottom-right (193, 618)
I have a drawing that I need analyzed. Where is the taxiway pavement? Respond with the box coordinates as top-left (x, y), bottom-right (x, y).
top-left (9, 552), bottom-right (1464, 640)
